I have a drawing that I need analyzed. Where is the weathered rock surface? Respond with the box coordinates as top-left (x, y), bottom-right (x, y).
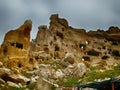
top-left (31, 14), bottom-right (120, 68)
top-left (88, 26), bottom-right (120, 41)
top-left (6, 81), bottom-right (20, 88)
top-left (35, 78), bottom-right (54, 90)
top-left (29, 14), bottom-right (120, 86)
top-left (0, 14), bottom-right (120, 89)
top-left (0, 20), bottom-right (33, 69)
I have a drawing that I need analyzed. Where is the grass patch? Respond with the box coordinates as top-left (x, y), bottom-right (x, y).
top-left (59, 76), bottom-right (80, 86)
top-left (58, 64), bottom-right (120, 86)
top-left (0, 82), bottom-right (36, 90)
top-left (26, 82), bottom-right (36, 90)
top-left (82, 69), bottom-right (120, 83)
top-left (90, 65), bottom-right (105, 71)
top-left (81, 64), bottom-right (120, 83)
top-left (0, 85), bottom-right (24, 90)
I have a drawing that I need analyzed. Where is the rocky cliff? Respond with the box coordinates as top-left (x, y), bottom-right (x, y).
top-left (0, 20), bottom-right (33, 69)
top-left (31, 14), bottom-right (120, 67)
top-left (30, 14), bottom-right (120, 85)
top-left (0, 14), bottom-right (120, 89)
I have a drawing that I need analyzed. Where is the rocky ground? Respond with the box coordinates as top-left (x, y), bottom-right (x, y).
top-left (0, 14), bottom-right (120, 90)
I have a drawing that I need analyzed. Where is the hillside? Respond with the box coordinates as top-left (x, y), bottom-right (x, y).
top-left (0, 14), bottom-right (120, 89)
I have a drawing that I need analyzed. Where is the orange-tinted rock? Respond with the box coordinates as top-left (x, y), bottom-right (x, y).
top-left (0, 20), bottom-right (32, 69)
top-left (49, 14), bottom-right (68, 32)
top-left (3, 20), bottom-right (32, 49)
top-left (36, 25), bottom-right (53, 46)
top-left (31, 14), bottom-right (120, 68)
top-left (30, 14), bottom-right (89, 64)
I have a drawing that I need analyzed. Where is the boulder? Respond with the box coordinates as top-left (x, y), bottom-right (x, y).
top-left (64, 56), bottom-right (75, 64)
top-left (39, 64), bottom-right (53, 78)
top-left (62, 53), bottom-right (75, 66)
top-left (6, 81), bottom-right (20, 88)
top-left (0, 68), bottom-right (30, 85)
top-left (9, 74), bottom-right (30, 85)
top-left (54, 69), bottom-right (64, 79)
top-left (0, 67), bottom-right (11, 77)
top-left (72, 63), bottom-right (86, 77)
top-left (35, 78), bottom-right (53, 90)
top-left (63, 63), bottom-right (86, 77)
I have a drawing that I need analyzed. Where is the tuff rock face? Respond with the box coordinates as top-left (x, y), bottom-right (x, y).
top-left (30, 14), bottom-right (87, 62)
top-left (0, 20), bottom-right (33, 69)
top-left (30, 14), bottom-right (120, 85)
top-left (0, 14), bottom-right (120, 89)
top-left (31, 14), bottom-right (120, 67)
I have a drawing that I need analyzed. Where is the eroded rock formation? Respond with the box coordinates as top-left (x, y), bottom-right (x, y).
top-left (0, 14), bottom-right (120, 89)
top-left (30, 14), bottom-right (87, 63)
top-left (30, 15), bottom-right (120, 82)
top-left (0, 20), bottom-right (32, 69)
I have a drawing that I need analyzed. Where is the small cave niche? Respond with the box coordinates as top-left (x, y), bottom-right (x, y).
top-left (18, 63), bottom-right (22, 68)
top-left (82, 56), bottom-right (90, 61)
top-left (111, 41), bottom-right (118, 46)
top-left (29, 58), bottom-right (34, 63)
top-left (71, 45), bottom-right (74, 47)
top-left (1, 74), bottom-right (14, 82)
top-left (102, 46), bottom-right (106, 49)
top-left (108, 49), bottom-right (112, 52)
top-left (54, 36), bottom-right (57, 41)
top-left (44, 47), bottom-right (49, 54)
top-left (62, 28), bottom-right (64, 31)
top-left (56, 31), bottom-right (64, 39)
top-left (35, 56), bottom-right (39, 60)
top-left (87, 49), bottom-right (100, 56)
top-left (79, 44), bottom-right (86, 49)
top-left (55, 45), bottom-right (60, 51)
top-left (16, 43), bottom-right (23, 49)
top-left (65, 52), bottom-right (67, 54)
top-left (50, 41), bottom-right (53, 46)
top-left (102, 55), bottom-right (110, 60)
top-left (97, 47), bottom-right (101, 50)
top-left (10, 42), bottom-right (23, 49)
top-left (107, 49), bottom-right (112, 54)
top-left (10, 43), bottom-right (14, 46)
top-left (112, 50), bottom-right (120, 57)
top-left (3, 46), bottom-right (8, 55)
top-left (108, 51), bottom-right (111, 54)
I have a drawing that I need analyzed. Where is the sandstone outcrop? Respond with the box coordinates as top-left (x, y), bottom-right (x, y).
top-left (0, 20), bottom-right (32, 69)
top-left (31, 14), bottom-right (120, 68)
top-left (0, 14), bottom-right (120, 89)
top-left (29, 14), bottom-right (120, 85)
top-left (88, 26), bottom-right (120, 41)
top-left (30, 14), bottom-right (87, 63)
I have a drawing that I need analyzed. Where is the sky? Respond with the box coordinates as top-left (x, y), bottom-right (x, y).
top-left (0, 0), bottom-right (120, 44)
